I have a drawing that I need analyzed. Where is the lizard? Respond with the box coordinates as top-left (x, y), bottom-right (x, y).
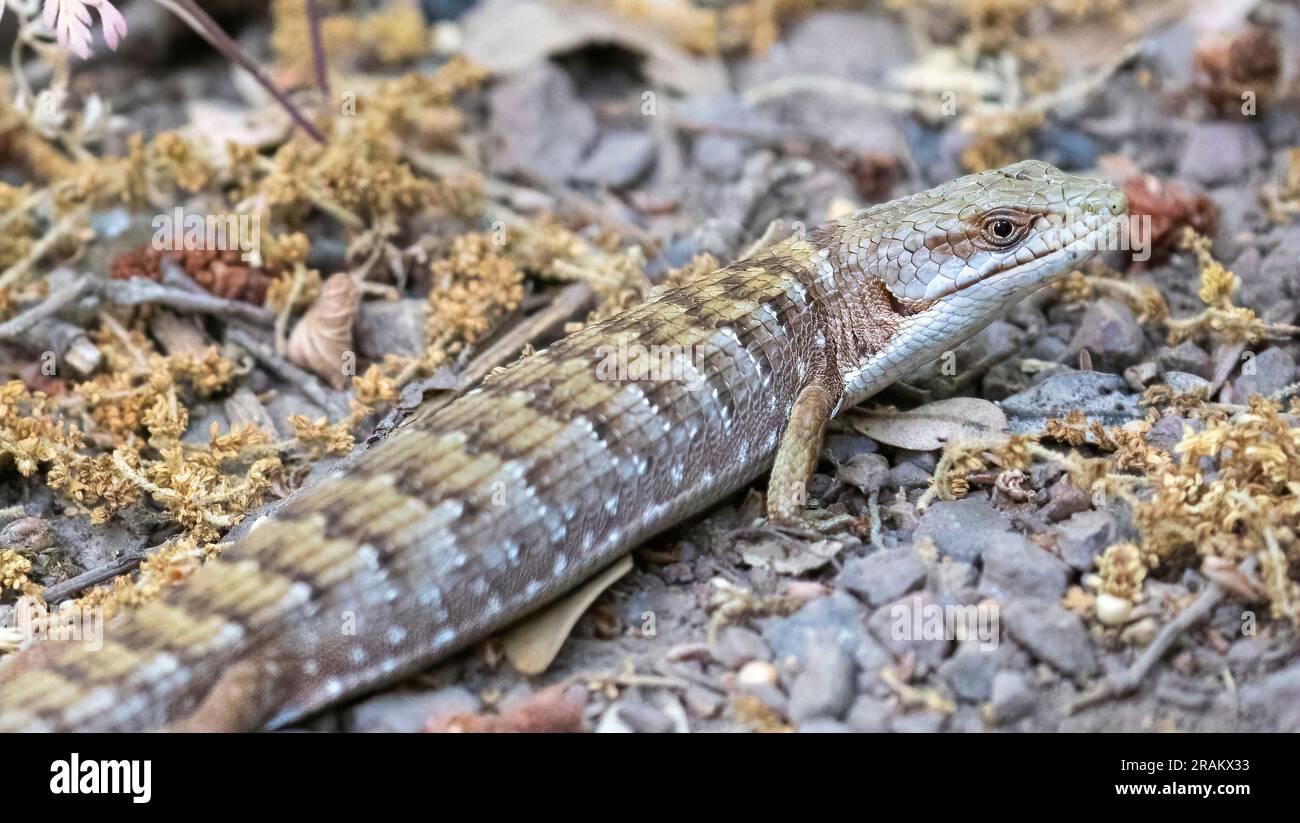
top-left (0, 159), bottom-right (1127, 732)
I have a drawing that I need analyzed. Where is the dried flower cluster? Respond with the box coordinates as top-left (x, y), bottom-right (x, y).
top-left (1137, 398), bottom-right (1300, 622)
top-left (271, 0), bottom-right (430, 84)
top-left (0, 317), bottom-right (282, 549)
top-left (422, 233), bottom-right (526, 373)
top-left (1165, 229), bottom-right (1289, 345)
top-left (1096, 542), bottom-right (1148, 601)
top-left (0, 548), bottom-right (32, 591)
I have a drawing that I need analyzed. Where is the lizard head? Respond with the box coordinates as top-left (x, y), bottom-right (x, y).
top-left (860, 159), bottom-right (1128, 311)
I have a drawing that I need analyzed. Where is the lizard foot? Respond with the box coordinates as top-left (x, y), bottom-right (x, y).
top-left (764, 508), bottom-right (855, 541)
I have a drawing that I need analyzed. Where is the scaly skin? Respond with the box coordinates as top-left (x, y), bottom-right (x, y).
top-left (0, 160), bottom-right (1126, 731)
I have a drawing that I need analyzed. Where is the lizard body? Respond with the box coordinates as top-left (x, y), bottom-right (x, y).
top-left (0, 160), bottom-right (1126, 731)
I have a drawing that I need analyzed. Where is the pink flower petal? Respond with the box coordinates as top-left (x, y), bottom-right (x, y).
top-left (97, 1), bottom-right (127, 50)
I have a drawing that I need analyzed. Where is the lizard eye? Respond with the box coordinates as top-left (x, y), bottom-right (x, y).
top-left (979, 213), bottom-right (1027, 248)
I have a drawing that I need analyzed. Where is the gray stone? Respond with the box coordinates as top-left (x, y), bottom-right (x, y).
top-left (867, 591), bottom-right (952, 672)
top-left (0, 517), bottom-right (52, 552)
top-left (1231, 247), bottom-right (1283, 315)
top-left (888, 461), bottom-right (932, 489)
top-left (979, 536), bottom-right (1071, 601)
top-left (1264, 299), bottom-right (1299, 327)
top-left (712, 626), bottom-right (772, 669)
top-left (938, 641), bottom-right (1005, 702)
top-left (1065, 298), bottom-right (1147, 372)
top-left (915, 497), bottom-right (1014, 562)
top-left (760, 591), bottom-right (869, 669)
top-left (488, 62), bottom-right (597, 181)
top-left (931, 559), bottom-right (978, 594)
top-left (823, 434), bottom-right (877, 464)
top-left (1161, 370), bottom-right (1211, 396)
top-left (989, 671), bottom-right (1035, 724)
top-left (1001, 371), bottom-right (1141, 428)
top-left (969, 320), bottom-right (1024, 362)
top-left (1210, 185), bottom-right (1268, 262)
top-left (1157, 341), bottom-right (1210, 378)
top-left (1241, 661), bottom-right (1300, 732)
top-left (1227, 635), bottom-right (1273, 679)
top-left (1026, 334), bottom-right (1069, 362)
top-left (1177, 122), bottom-right (1266, 185)
top-left (1040, 476), bottom-right (1091, 522)
top-left (692, 133), bottom-right (746, 180)
top-left (1264, 106), bottom-right (1300, 151)
top-left (837, 452), bottom-right (890, 493)
top-left (845, 695), bottom-right (893, 732)
top-left (345, 687), bottom-right (479, 733)
top-left (1004, 599), bottom-right (1098, 679)
top-left (839, 546), bottom-right (926, 606)
top-left (615, 701), bottom-right (676, 733)
top-left (1146, 415), bottom-right (1200, 455)
top-left (796, 718), bottom-right (852, 733)
top-left (1230, 347), bottom-right (1295, 402)
top-left (1056, 510), bottom-right (1117, 571)
top-left (891, 712), bottom-right (948, 733)
top-left (742, 11), bottom-right (910, 87)
top-left (787, 638), bottom-right (857, 722)
top-left (1036, 127), bottom-right (1098, 171)
top-left (575, 130), bottom-right (656, 188)
top-left (916, 320), bottom-right (1022, 384)
top-left (355, 298), bottom-right (426, 360)
top-left (894, 448), bottom-right (938, 473)
top-left (1260, 225), bottom-right (1300, 302)
top-left (983, 359), bottom-right (1034, 400)
top-left (684, 685), bottom-right (723, 719)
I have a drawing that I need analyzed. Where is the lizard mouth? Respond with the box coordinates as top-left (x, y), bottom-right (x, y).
top-left (939, 214), bottom-right (1126, 301)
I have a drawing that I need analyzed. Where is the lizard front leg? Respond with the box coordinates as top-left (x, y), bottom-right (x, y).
top-left (766, 380), bottom-right (846, 530)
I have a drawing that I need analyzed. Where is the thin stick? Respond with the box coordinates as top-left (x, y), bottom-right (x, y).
top-left (0, 207), bottom-right (89, 289)
top-left (225, 325), bottom-right (345, 417)
top-left (98, 277), bottom-right (276, 327)
top-left (43, 549), bottom-right (152, 604)
top-left (0, 276), bottom-right (95, 340)
top-left (456, 282), bottom-right (592, 390)
top-left (153, 0), bottom-right (326, 144)
top-left (1069, 581), bottom-right (1227, 713)
top-left (306, 0), bottom-right (331, 99)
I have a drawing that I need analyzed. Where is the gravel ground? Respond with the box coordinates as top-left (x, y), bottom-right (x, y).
top-left (2, 0), bottom-right (1298, 733)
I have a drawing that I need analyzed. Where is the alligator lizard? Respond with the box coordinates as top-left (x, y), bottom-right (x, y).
top-left (0, 159), bottom-right (1127, 731)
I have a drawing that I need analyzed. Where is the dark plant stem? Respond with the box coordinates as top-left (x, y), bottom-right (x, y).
top-left (306, 0), bottom-right (332, 100)
top-left (155, 0), bottom-right (327, 144)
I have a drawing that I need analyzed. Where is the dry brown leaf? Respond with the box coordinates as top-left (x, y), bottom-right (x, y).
top-left (501, 554), bottom-right (633, 675)
top-left (288, 273), bottom-right (359, 390)
top-left (740, 536), bottom-right (845, 576)
top-left (849, 397), bottom-right (1008, 451)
